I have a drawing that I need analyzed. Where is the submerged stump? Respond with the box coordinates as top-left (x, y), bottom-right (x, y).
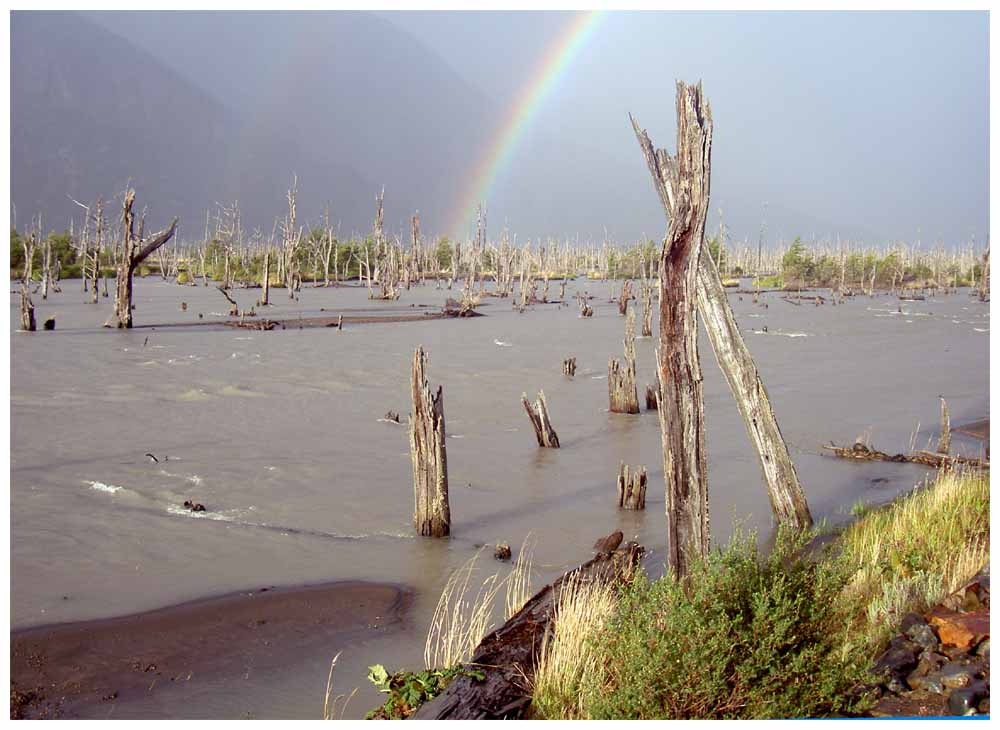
top-left (522, 391), bottom-right (560, 448)
top-left (562, 357), bottom-right (576, 377)
top-left (616, 462), bottom-right (648, 510)
top-left (409, 347), bottom-right (451, 537)
top-left (608, 308), bottom-right (640, 414)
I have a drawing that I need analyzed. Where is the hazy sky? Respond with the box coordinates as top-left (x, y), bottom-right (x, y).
top-left (22, 10), bottom-right (991, 247)
top-left (378, 10), bottom-right (989, 246)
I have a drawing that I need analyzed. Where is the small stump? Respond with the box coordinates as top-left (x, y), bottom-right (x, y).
top-left (494, 543), bottom-right (512, 561)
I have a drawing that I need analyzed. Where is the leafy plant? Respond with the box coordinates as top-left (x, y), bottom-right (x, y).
top-left (364, 665), bottom-right (485, 719)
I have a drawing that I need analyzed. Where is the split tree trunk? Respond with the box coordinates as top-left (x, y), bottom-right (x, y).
top-left (608, 307), bottom-right (640, 414)
top-left (522, 391), bottom-right (560, 448)
top-left (409, 347), bottom-right (450, 537)
top-left (19, 283), bottom-right (35, 331)
top-left (631, 82), bottom-right (712, 577)
top-left (616, 462), bottom-right (647, 510)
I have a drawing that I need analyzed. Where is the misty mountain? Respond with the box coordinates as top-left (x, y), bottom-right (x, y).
top-left (12, 11), bottom-right (497, 239)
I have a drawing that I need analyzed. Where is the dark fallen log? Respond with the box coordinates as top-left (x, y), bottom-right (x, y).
top-left (409, 540), bottom-right (644, 720)
top-left (223, 319), bottom-right (277, 331)
top-left (821, 442), bottom-right (988, 470)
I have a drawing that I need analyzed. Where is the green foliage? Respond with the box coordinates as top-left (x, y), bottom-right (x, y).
top-left (577, 528), bottom-right (871, 720)
top-left (435, 237), bottom-right (453, 270)
top-left (176, 271), bottom-right (191, 285)
top-left (364, 664), bottom-right (485, 720)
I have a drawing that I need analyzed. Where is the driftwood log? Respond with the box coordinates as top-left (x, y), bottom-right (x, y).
top-left (522, 391), bottom-right (560, 448)
top-left (608, 308), bottom-right (640, 414)
top-left (409, 540), bottom-right (645, 720)
top-left (410, 347), bottom-right (451, 537)
top-left (616, 462), bottom-right (647, 510)
top-left (821, 442), bottom-right (988, 470)
top-left (631, 82), bottom-right (712, 577)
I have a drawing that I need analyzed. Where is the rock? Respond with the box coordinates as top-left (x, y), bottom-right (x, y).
top-left (906, 623), bottom-right (940, 651)
top-left (873, 639), bottom-right (920, 680)
top-left (948, 689), bottom-right (981, 716)
top-left (493, 543), bottom-right (512, 561)
top-left (900, 612), bottom-right (928, 633)
top-left (43, 318), bottom-right (55, 330)
top-left (975, 638), bottom-right (990, 659)
top-left (885, 677), bottom-right (907, 695)
top-left (905, 673), bottom-right (944, 694)
top-left (929, 607), bottom-right (990, 650)
top-left (939, 663), bottom-right (974, 689)
top-left (962, 587), bottom-right (983, 612)
top-left (183, 500), bottom-right (206, 512)
top-left (977, 697), bottom-right (989, 714)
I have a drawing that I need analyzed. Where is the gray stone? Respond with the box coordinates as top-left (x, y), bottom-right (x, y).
top-left (948, 689), bottom-right (982, 716)
top-left (900, 612), bottom-right (928, 634)
top-left (906, 623), bottom-right (940, 651)
top-left (906, 674), bottom-right (945, 694)
top-left (975, 638), bottom-right (990, 659)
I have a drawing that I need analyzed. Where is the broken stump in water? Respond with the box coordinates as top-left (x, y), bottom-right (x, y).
top-left (579, 298), bottom-right (593, 317)
top-left (409, 347), bottom-right (451, 537)
top-left (616, 462), bottom-right (647, 510)
top-left (645, 383), bottom-right (659, 411)
top-left (43, 317), bottom-right (55, 331)
top-left (562, 357), bottom-right (576, 377)
top-left (522, 391), bottom-right (560, 448)
top-left (494, 543), bottom-right (512, 561)
top-left (608, 308), bottom-right (640, 414)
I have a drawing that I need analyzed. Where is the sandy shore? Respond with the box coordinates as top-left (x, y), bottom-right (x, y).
top-left (10, 581), bottom-right (412, 719)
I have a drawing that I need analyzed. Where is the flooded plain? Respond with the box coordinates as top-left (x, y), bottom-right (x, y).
top-left (10, 277), bottom-right (989, 718)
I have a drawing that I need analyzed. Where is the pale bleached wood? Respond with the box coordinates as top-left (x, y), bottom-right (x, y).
top-left (608, 307), bottom-right (640, 414)
top-left (410, 346), bottom-right (450, 537)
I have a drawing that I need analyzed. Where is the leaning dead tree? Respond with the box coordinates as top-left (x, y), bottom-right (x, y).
top-left (632, 81), bottom-right (813, 535)
top-left (108, 190), bottom-right (178, 329)
top-left (409, 347), bottom-right (451, 537)
top-left (521, 391), bottom-right (560, 448)
top-left (630, 82), bottom-right (712, 577)
top-left (616, 462), bottom-right (647, 510)
top-left (608, 307), bottom-right (640, 414)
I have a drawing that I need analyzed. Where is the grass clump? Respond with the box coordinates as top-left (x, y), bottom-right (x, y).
top-left (536, 527), bottom-right (870, 719)
top-left (839, 468), bottom-right (989, 645)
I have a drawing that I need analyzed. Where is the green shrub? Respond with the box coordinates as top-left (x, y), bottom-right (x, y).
top-left (578, 528), bottom-right (870, 719)
top-left (176, 271), bottom-right (191, 285)
top-left (364, 664), bottom-right (484, 719)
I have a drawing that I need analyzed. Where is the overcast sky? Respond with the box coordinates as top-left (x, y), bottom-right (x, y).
top-left (377, 10), bottom-right (989, 247)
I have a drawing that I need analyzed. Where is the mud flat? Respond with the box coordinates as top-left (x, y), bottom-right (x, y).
top-left (11, 581), bottom-right (411, 719)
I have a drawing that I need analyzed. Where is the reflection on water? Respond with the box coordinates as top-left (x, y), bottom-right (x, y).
top-left (10, 278), bottom-right (989, 718)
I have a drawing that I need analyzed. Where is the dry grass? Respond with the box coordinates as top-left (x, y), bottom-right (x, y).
top-left (424, 539), bottom-right (537, 670)
top-left (531, 572), bottom-right (617, 719)
top-left (322, 652), bottom-right (358, 720)
top-left (839, 468), bottom-right (990, 645)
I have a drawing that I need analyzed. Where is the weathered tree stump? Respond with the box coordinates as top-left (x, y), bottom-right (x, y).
top-left (562, 357), bottom-right (576, 377)
top-left (521, 391), bottom-right (560, 448)
top-left (618, 279), bottom-right (632, 315)
top-left (640, 279), bottom-right (654, 336)
top-left (19, 283), bottom-right (35, 332)
top-left (645, 383), bottom-right (658, 411)
top-left (409, 347), bottom-right (451, 537)
top-left (608, 308), bottom-right (640, 414)
top-left (616, 462), bottom-right (647, 510)
top-left (631, 82), bottom-right (712, 577)
top-left (579, 298), bottom-right (593, 317)
top-left (43, 318), bottom-right (55, 331)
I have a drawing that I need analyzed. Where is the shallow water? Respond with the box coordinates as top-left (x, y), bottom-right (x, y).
top-left (10, 277), bottom-right (989, 718)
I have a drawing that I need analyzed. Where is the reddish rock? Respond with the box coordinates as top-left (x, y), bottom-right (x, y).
top-left (928, 608), bottom-right (990, 650)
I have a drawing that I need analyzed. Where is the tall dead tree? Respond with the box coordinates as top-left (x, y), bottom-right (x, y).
top-left (410, 347), bottom-right (451, 537)
top-left (632, 83), bottom-right (812, 533)
top-left (630, 82), bottom-right (712, 577)
top-left (109, 190), bottom-right (178, 329)
top-left (608, 307), bottom-right (640, 413)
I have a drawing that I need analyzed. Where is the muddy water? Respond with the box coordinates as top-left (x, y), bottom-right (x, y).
top-left (10, 278), bottom-right (989, 718)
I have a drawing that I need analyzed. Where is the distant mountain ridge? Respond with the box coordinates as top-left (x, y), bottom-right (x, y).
top-left (12, 11), bottom-right (496, 239)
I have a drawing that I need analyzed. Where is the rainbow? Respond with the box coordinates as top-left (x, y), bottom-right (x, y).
top-left (447, 10), bottom-right (605, 237)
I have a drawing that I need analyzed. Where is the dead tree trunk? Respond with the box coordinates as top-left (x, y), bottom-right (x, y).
top-left (618, 279), bottom-right (632, 315)
top-left (579, 297), bottom-right (593, 317)
top-left (521, 391), bottom-right (560, 448)
top-left (409, 347), bottom-right (450, 538)
top-left (261, 246), bottom-right (271, 306)
top-left (608, 307), bottom-right (640, 414)
top-left (109, 190), bottom-right (179, 329)
top-left (980, 249), bottom-right (990, 302)
top-left (645, 383), bottom-right (659, 411)
top-left (633, 83), bottom-right (814, 536)
top-left (640, 279), bottom-right (654, 336)
top-left (694, 249), bottom-right (812, 527)
top-left (562, 357), bottom-right (576, 377)
top-left (616, 462), bottom-right (647, 510)
top-left (19, 283), bottom-right (35, 331)
top-left (631, 82), bottom-right (712, 577)
top-left (937, 397), bottom-right (951, 455)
